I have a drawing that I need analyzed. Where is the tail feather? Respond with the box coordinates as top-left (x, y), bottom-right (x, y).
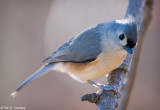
top-left (11, 63), bottom-right (55, 97)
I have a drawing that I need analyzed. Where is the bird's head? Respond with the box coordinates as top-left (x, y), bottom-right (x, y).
top-left (102, 16), bottom-right (138, 54)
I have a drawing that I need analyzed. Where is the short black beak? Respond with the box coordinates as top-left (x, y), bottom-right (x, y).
top-left (124, 46), bottom-right (133, 54)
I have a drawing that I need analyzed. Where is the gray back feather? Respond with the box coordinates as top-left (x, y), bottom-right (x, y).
top-left (43, 25), bottom-right (103, 63)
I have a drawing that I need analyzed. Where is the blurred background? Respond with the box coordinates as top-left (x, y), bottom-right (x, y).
top-left (0, 0), bottom-right (160, 110)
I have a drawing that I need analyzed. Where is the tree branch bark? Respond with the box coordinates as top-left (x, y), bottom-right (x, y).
top-left (118, 0), bottom-right (153, 109)
top-left (81, 0), bottom-right (153, 110)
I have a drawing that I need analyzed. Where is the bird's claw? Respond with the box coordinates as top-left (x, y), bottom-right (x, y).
top-left (88, 80), bottom-right (120, 97)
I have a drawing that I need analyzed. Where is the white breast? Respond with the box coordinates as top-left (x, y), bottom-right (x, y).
top-left (53, 49), bottom-right (127, 83)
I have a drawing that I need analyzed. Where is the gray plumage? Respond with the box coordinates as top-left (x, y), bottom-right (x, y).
top-left (11, 17), bottom-right (138, 97)
top-left (43, 25), bottom-right (103, 63)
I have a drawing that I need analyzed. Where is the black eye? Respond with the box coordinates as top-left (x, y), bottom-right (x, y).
top-left (119, 34), bottom-right (125, 40)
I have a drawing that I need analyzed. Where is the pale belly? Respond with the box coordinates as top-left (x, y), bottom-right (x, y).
top-left (53, 50), bottom-right (127, 82)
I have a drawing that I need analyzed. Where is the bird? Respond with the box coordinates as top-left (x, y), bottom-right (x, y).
top-left (11, 16), bottom-right (137, 97)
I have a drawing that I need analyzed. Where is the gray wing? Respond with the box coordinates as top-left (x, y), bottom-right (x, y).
top-left (43, 27), bottom-right (102, 63)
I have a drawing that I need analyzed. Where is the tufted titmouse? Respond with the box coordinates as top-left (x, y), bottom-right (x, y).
top-left (11, 17), bottom-right (137, 97)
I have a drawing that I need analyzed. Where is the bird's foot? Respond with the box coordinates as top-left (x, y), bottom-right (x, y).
top-left (88, 80), bottom-right (120, 96)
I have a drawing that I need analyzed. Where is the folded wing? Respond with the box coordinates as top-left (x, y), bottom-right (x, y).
top-left (43, 27), bottom-right (103, 63)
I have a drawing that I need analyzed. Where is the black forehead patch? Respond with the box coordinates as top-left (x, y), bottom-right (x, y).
top-left (120, 18), bottom-right (138, 48)
top-left (127, 39), bottom-right (136, 48)
top-left (125, 25), bottom-right (137, 46)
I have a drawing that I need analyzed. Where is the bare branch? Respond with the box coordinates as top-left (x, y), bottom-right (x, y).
top-left (81, 0), bottom-right (153, 110)
top-left (118, 0), bottom-right (153, 110)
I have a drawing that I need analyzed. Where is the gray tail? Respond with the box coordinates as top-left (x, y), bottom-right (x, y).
top-left (11, 63), bottom-right (55, 97)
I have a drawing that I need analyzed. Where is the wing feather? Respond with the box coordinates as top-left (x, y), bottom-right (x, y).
top-left (43, 26), bottom-right (103, 63)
